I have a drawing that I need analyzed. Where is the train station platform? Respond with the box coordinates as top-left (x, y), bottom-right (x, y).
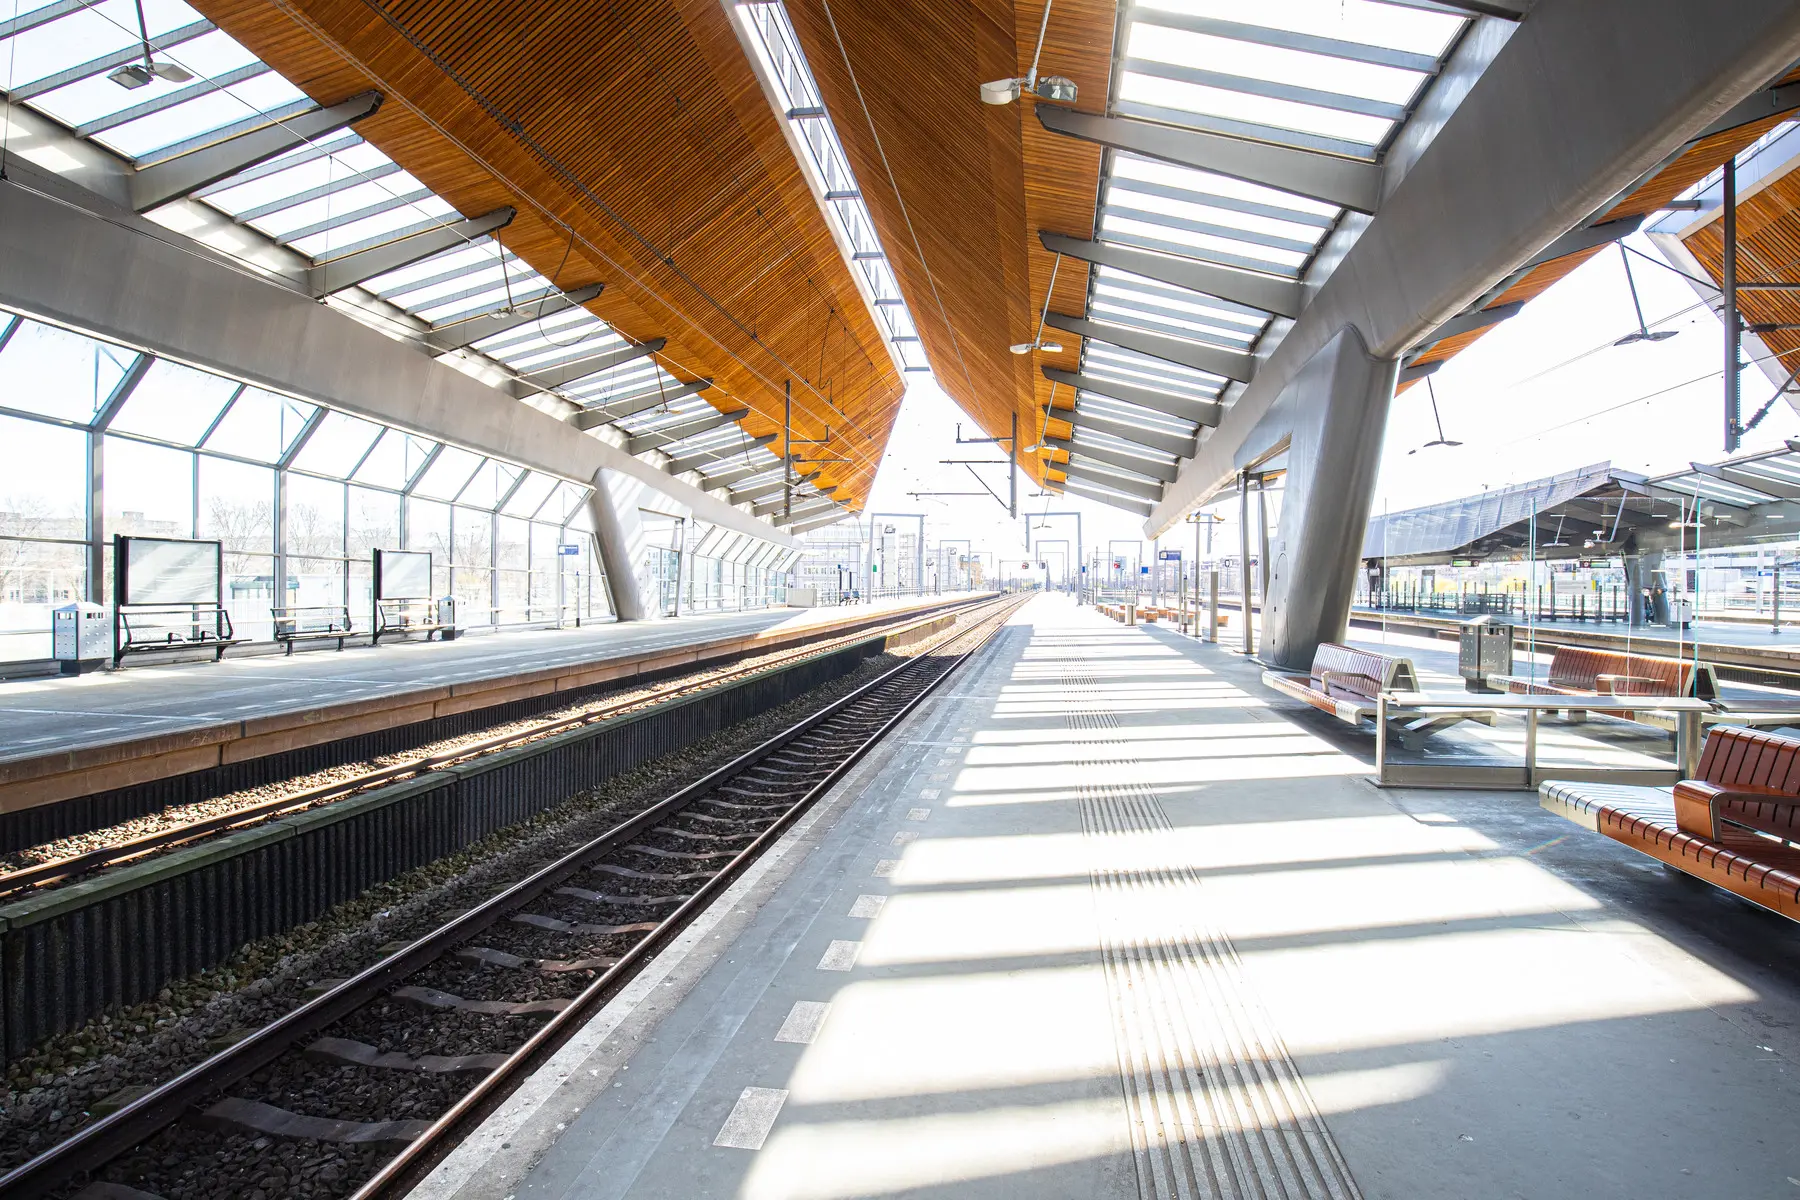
top-left (415, 593), bottom-right (1800, 1200)
top-left (0, 594), bottom-right (975, 817)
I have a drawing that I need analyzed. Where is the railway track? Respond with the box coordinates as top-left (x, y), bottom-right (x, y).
top-left (0, 597), bottom-right (989, 899)
top-left (5, 592), bottom-right (1026, 1200)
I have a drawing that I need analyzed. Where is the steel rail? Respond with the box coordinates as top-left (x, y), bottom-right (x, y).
top-left (0, 597), bottom-right (989, 898)
top-left (0, 594), bottom-right (1023, 1200)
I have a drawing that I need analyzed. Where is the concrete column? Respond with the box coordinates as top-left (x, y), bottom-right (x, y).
top-left (1261, 327), bottom-right (1400, 670)
top-left (587, 469), bottom-right (647, 621)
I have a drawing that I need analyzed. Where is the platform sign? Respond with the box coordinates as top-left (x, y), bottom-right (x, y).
top-left (558, 544), bottom-right (581, 556)
top-left (1158, 549), bottom-right (1182, 561)
top-left (1140, 566), bottom-right (1150, 575)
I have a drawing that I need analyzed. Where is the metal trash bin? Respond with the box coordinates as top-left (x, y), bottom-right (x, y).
top-left (1669, 596), bottom-right (1695, 629)
top-left (53, 602), bottom-right (110, 675)
top-left (1459, 615), bottom-right (1512, 693)
top-left (436, 596), bottom-right (459, 641)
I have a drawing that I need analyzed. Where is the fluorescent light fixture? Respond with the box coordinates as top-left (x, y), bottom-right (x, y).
top-left (108, 63), bottom-right (153, 89)
top-left (981, 78), bottom-right (1022, 105)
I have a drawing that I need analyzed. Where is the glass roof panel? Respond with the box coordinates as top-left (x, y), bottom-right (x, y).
top-left (1129, 25), bottom-right (1427, 106)
top-left (203, 386), bottom-right (316, 463)
top-left (24, 27), bottom-right (254, 125)
top-left (1135, 0), bottom-right (1463, 58)
top-left (248, 175), bottom-right (426, 239)
top-left (411, 444), bottom-right (484, 500)
top-left (96, 72), bottom-right (309, 158)
top-left (353, 426), bottom-right (437, 489)
top-left (1117, 71), bottom-right (1393, 147)
top-left (286, 197), bottom-right (457, 258)
top-left (502, 471), bottom-right (558, 518)
top-left (204, 141), bottom-right (394, 216)
top-left (292, 410), bottom-right (384, 476)
top-left (108, 357), bottom-right (240, 445)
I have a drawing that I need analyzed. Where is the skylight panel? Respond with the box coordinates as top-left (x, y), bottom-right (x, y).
top-left (1104, 184), bottom-right (1325, 250)
top-left (1102, 210), bottom-right (1308, 273)
top-left (2, 4), bottom-right (146, 83)
top-left (250, 176), bottom-right (427, 239)
top-left (1119, 71), bottom-right (1394, 147)
top-left (1137, 0), bottom-right (1463, 58)
top-left (1091, 298), bottom-right (1254, 348)
top-left (285, 197), bottom-right (456, 258)
top-left (1131, 25), bottom-right (1425, 106)
top-left (362, 242), bottom-right (502, 296)
top-left (96, 73), bottom-right (308, 158)
top-left (1111, 155), bottom-right (1339, 221)
top-left (205, 143), bottom-right (394, 216)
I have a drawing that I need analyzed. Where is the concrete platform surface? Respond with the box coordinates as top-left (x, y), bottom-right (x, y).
top-left (414, 595), bottom-right (1800, 1200)
top-left (0, 596), bottom-right (970, 769)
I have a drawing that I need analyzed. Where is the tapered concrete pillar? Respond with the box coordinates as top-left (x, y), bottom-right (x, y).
top-left (587, 469), bottom-right (647, 621)
top-left (1261, 327), bottom-right (1399, 670)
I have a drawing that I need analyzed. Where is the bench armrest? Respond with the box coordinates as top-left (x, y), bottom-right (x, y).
top-left (1672, 778), bottom-right (1800, 839)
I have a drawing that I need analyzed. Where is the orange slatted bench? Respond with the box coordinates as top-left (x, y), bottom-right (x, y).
top-left (1262, 643), bottom-right (1491, 749)
top-left (1542, 726), bottom-right (1800, 923)
top-left (1672, 726), bottom-right (1800, 842)
top-left (1498, 646), bottom-right (1716, 700)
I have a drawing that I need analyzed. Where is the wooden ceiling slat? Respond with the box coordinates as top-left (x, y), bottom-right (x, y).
top-left (780, 0), bottom-right (1113, 488)
top-left (189, 0), bottom-right (903, 508)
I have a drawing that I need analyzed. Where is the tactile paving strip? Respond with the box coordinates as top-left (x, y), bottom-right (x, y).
top-left (1061, 669), bottom-right (1362, 1200)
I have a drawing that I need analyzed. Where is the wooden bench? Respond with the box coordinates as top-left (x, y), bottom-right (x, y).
top-left (114, 605), bottom-right (241, 667)
top-left (1541, 726), bottom-right (1800, 923)
top-left (1497, 646), bottom-right (1718, 703)
top-left (271, 605), bottom-right (356, 655)
top-left (1262, 643), bottom-right (1492, 750)
top-left (1671, 725), bottom-right (1800, 842)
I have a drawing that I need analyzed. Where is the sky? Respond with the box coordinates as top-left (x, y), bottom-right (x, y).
top-left (859, 229), bottom-right (1800, 571)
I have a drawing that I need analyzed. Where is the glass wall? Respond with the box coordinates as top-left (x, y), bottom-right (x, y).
top-left (0, 307), bottom-right (610, 662)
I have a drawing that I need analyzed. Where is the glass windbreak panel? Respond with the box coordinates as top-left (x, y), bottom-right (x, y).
top-left (108, 359), bottom-right (239, 446)
top-left (497, 568), bottom-right (530, 624)
top-left (502, 471), bottom-right (558, 518)
top-left (497, 516), bottom-right (529, 572)
top-left (288, 555), bottom-right (346, 609)
top-left (0, 415), bottom-right (88, 540)
top-left (411, 445), bottom-right (483, 501)
top-left (197, 457), bottom-right (274, 555)
top-left (103, 437), bottom-right (192, 537)
top-left (285, 473), bottom-right (345, 558)
top-left (406, 497), bottom-right (451, 557)
top-left (203, 387), bottom-right (316, 463)
top-left (452, 506), bottom-right (492, 565)
top-left (0, 318), bottom-right (137, 424)
top-left (0, 540), bottom-right (86, 662)
top-left (353, 427), bottom-right (437, 490)
top-left (223, 552), bottom-right (277, 642)
top-left (347, 487), bottom-right (400, 559)
top-left (291, 410), bottom-right (382, 476)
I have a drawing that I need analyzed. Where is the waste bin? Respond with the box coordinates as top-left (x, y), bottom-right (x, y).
top-left (436, 596), bottom-right (459, 641)
top-left (1669, 596), bottom-right (1695, 629)
top-left (1459, 615), bottom-right (1513, 693)
top-left (53, 602), bottom-right (110, 675)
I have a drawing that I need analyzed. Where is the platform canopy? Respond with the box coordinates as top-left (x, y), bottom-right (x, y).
top-left (1365, 442), bottom-right (1800, 566)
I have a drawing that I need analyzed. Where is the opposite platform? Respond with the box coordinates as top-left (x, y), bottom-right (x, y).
top-left (0, 594), bottom-right (974, 815)
top-left (415, 594), bottom-right (1800, 1200)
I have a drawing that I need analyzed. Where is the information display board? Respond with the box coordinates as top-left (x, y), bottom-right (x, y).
top-left (116, 537), bottom-right (223, 606)
top-left (373, 549), bottom-right (433, 600)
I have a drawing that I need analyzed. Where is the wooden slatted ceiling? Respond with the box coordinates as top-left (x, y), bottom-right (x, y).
top-left (1685, 163), bottom-right (1800, 388)
top-left (778, 0), bottom-right (1113, 488)
top-left (1401, 111), bottom-right (1793, 392)
top-left (190, 0), bottom-right (902, 509)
